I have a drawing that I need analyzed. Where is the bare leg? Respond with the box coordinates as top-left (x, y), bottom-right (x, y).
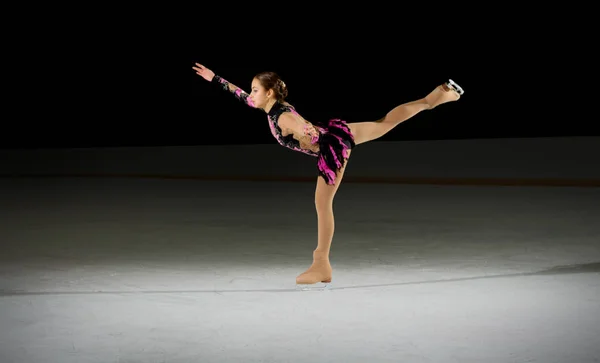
top-left (348, 81), bottom-right (462, 145)
top-left (296, 150), bottom-right (351, 285)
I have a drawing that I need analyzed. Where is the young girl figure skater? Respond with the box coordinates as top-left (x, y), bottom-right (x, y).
top-left (192, 62), bottom-right (464, 286)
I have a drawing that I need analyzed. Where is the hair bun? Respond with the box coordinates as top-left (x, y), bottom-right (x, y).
top-left (278, 79), bottom-right (288, 99)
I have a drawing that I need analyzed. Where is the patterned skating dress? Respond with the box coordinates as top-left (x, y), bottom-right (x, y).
top-left (212, 75), bottom-right (355, 185)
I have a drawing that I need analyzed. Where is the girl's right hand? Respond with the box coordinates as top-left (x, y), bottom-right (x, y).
top-left (192, 63), bottom-right (215, 82)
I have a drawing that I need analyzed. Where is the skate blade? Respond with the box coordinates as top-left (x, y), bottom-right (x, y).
top-left (447, 79), bottom-right (464, 95)
top-left (295, 282), bottom-right (332, 291)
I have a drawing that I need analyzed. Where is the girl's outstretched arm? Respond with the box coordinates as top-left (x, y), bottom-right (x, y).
top-left (212, 75), bottom-right (256, 108)
top-left (192, 63), bottom-right (256, 108)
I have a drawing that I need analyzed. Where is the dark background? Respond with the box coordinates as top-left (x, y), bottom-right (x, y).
top-left (3, 14), bottom-right (595, 150)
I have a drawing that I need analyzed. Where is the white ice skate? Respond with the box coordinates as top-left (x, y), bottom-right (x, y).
top-left (295, 281), bottom-right (332, 291)
top-left (446, 79), bottom-right (464, 95)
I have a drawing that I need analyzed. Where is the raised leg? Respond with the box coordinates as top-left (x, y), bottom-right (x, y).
top-left (296, 150), bottom-right (351, 286)
top-left (348, 80), bottom-right (463, 145)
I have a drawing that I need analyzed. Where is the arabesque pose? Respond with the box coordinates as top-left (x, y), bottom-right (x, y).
top-left (193, 62), bottom-right (464, 286)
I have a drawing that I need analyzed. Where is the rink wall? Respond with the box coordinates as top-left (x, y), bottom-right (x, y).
top-left (1, 137), bottom-right (599, 187)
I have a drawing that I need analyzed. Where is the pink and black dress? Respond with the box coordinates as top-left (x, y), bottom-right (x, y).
top-left (212, 75), bottom-right (355, 185)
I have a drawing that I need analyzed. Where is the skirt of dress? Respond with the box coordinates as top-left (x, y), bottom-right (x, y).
top-left (316, 118), bottom-right (356, 185)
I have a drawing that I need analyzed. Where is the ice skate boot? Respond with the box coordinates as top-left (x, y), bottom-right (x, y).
top-left (425, 79), bottom-right (463, 109)
top-left (295, 251), bottom-right (333, 291)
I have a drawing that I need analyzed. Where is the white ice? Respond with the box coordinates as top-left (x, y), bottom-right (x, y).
top-left (1, 177), bottom-right (599, 363)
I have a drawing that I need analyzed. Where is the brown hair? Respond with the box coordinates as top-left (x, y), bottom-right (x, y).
top-left (254, 71), bottom-right (288, 102)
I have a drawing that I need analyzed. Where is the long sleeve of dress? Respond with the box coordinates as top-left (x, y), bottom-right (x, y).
top-left (212, 75), bottom-right (256, 108)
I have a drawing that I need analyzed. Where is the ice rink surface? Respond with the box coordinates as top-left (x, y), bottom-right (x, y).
top-left (1, 177), bottom-right (599, 362)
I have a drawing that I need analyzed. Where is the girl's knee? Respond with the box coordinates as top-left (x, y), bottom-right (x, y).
top-left (315, 188), bottom-right (335, 210)
top-left (315, 199), bottom-right (333, 213)
top-left (315, 189), bottom-right (334, 204)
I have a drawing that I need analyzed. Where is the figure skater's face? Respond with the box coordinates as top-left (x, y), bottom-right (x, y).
top-left (250, 78), bottom-right (273, 109)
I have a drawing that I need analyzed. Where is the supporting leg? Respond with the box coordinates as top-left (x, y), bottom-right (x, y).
top-left (296, 150), bottom-right (351, 287)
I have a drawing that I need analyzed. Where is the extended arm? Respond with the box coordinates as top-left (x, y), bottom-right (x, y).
top-left (193, 63), bottom-right (256, 108)
top-left (212, 75), bottom-right (256, 108)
